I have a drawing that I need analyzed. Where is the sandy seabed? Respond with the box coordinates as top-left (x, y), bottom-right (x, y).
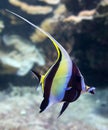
top-left (0, 86), bottom-right (108, 130)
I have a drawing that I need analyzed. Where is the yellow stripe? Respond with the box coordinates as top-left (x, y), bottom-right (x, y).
top-left (41, 39), bottom-right (61, 91)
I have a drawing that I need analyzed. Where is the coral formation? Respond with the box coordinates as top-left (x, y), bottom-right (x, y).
top-left (9, 0), bottom-right (53, 15)
top-left (64, 9), bottom-right (96, 23)
top-left (30, 4), bottom-right (67, 43)
top-left (0, 34), bottom-right (45, 75)
top-left (39, 0), bottom-right (60, 5)
top-left (54, 4), bottom-right (67, 16)
top-left (30, 18), bottom-right (57, 43)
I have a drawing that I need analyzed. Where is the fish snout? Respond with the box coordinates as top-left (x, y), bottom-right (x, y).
top-left (87, 87), bottom-right (95, 94)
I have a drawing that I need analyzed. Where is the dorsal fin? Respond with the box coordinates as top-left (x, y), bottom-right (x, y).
top-left (6, 9), bottom-right (72, 78)
top-left (5, 9), bottom-right (61, 60)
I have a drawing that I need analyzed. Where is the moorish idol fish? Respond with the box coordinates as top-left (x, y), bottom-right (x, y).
top-left (6, 9), bottom-right (95, 117)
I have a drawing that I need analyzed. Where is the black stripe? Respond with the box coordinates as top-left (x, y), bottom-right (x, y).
top-left (39, 49), bottom-right (62, 112)
top-left (68, 62), bottom-right (82, 90)
top-left (62, 62), bottom-right (82, 102)
top-left (43, 48), bottom-right (62, 100)
top-left (63, 87), bottom-right (81, 102)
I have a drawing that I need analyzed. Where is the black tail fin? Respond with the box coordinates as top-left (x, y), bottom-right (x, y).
top-left (31, 70), bottom-right (41, 81)
top-left (58, 102), bottom-right (69, 117)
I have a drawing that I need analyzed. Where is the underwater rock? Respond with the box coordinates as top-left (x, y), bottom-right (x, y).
top-left (0, 34), bottom-right (45, 76)
top-left (9, 0), bottom-right (53, 15)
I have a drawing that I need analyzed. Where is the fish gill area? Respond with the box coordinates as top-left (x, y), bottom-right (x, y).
top-left (0, 0), bottom-right (108, 130)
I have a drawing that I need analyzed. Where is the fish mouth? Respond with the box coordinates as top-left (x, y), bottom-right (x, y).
top-left (88, 87), bottom-right (95, 94)
top-left (90, 90), bottom-right (95, 94)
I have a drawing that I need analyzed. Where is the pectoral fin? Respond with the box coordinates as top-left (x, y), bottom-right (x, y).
top-left (66, 87), bottom-right (72, 91)
top-left (58, 102), bottom-right (69, 117)
top-left (31, 70), bottom-right (41, 81)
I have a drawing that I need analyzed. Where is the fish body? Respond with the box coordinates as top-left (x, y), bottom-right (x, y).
top-left (6, 10), bottom-right (95, 117)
